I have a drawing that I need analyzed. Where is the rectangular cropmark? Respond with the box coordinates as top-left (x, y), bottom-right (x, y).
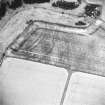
top-left (8, 28), bottom-right (73, 69)
top-left (7, 25), bottom-right (105, 77)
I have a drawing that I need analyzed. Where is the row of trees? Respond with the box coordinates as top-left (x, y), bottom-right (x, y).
top-left (0, 0), bottom-right (50, 20)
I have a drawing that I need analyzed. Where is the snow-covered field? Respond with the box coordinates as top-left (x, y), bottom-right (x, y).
top-left (1, 58), bottom-right (105, 105)
top-left (64, 72), bottom-right (105, 105)
top-left (0, 58), bottom-right (68, 105)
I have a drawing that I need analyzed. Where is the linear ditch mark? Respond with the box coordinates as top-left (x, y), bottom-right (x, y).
top-left (60, 69), bottom-right (73, 105)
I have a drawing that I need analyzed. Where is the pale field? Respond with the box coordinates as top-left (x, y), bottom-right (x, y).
top-left (1, 58), bottom-right (105, 105)
top-left (0, 58), bottom-right (68, 105)
top-left (64, 72), bottom-right (105, 105)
